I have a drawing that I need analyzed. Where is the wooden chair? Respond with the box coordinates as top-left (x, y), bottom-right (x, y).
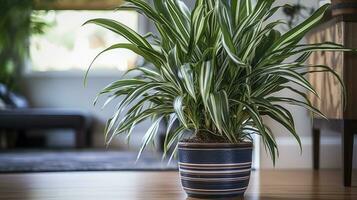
top-left (307, 15), bottom-right (357, 187)
top-left (312, 119), bottom-right (356, 187)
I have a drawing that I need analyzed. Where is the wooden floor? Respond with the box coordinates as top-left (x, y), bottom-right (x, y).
top-left (0, 170), bottom-right (355, 200)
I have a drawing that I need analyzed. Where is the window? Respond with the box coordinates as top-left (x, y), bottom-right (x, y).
top-left (30, 10), bottom-right (138, 72)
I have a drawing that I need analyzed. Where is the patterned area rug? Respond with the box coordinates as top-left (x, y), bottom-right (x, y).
top-left (0, 150), bottom-right (178, 173)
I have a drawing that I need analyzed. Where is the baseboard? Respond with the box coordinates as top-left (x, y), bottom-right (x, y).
top-left (260, 136), bottom-right (357, 169)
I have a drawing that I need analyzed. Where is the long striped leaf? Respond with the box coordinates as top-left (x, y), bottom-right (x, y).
top-left (199, 61), bottom-right (213, 106)
top-left (179, 64), bottom-right (196, 100)
top-left (84, 18), bottom-right (152, 49)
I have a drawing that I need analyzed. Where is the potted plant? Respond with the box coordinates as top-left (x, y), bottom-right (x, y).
top-left (85, 0), bottom-right (352, 198)
top-left (0, 0), bottom-right (48, 91)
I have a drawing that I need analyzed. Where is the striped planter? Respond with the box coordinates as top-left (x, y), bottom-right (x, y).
top-left (178, 142), bottom-right (253, 199)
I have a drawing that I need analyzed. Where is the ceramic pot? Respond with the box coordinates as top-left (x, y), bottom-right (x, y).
top-left (331, 0), bottom-right (357, 16)
top-left (178, 142), bottom-right (253, 199)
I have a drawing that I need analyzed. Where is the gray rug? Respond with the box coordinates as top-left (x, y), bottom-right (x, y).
top-left (0, 150), bottom-right (178, 173)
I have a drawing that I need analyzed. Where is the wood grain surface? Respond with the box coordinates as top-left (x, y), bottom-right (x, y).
top-left (307, 19), bottom-right (357, 120)
top-left (0, 170), bottom-right (355, 200)
top-left (307, 20), bottom-right (344, 119)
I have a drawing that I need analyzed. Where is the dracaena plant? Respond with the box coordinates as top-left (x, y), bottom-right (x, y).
top-left (84, 0), bottom-right (351, 163)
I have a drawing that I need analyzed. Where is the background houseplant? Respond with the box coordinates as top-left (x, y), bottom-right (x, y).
top-left (85, 0), bottom-right (352, 198)
top-left (0, 0), bottom-right (48, 91)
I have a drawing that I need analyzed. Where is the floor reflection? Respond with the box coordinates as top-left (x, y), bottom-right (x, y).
top-left (0, 170), bottom-right (355, 200)
top-left (187, 197), bottom-right (244, 200)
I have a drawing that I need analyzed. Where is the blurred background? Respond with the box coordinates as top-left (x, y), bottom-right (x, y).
top-left (0, 0), bottom-right (355, 172)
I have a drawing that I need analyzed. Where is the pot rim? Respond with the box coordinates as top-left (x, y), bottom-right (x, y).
top-left (178, 141), bottom-right (252, 148)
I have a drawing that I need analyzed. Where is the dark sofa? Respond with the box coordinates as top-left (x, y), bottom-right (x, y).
top-left (0, 83), bottom-right (93, 148)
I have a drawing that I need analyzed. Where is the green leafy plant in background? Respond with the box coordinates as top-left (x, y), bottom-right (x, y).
top-left (0, 0), bottom-right (49, 91)
top-left (85, 0), bottom-right (352, 163)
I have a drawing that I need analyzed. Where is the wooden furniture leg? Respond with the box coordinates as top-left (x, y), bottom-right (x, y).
top-left (313, 128), bottom-right (321, 170)
top-left (0, 130), bottom-right (6, 149)
top-left (75, 128), bottom-right (86, 148)
top-left (343, 120), bottom-right (354, 187)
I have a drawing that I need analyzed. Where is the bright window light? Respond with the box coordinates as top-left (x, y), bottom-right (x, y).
top-left (30, 10), bottom-right (138, 72)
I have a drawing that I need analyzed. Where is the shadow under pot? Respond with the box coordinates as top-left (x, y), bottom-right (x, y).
top-left (178, 142), bottom-right (253, 199)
